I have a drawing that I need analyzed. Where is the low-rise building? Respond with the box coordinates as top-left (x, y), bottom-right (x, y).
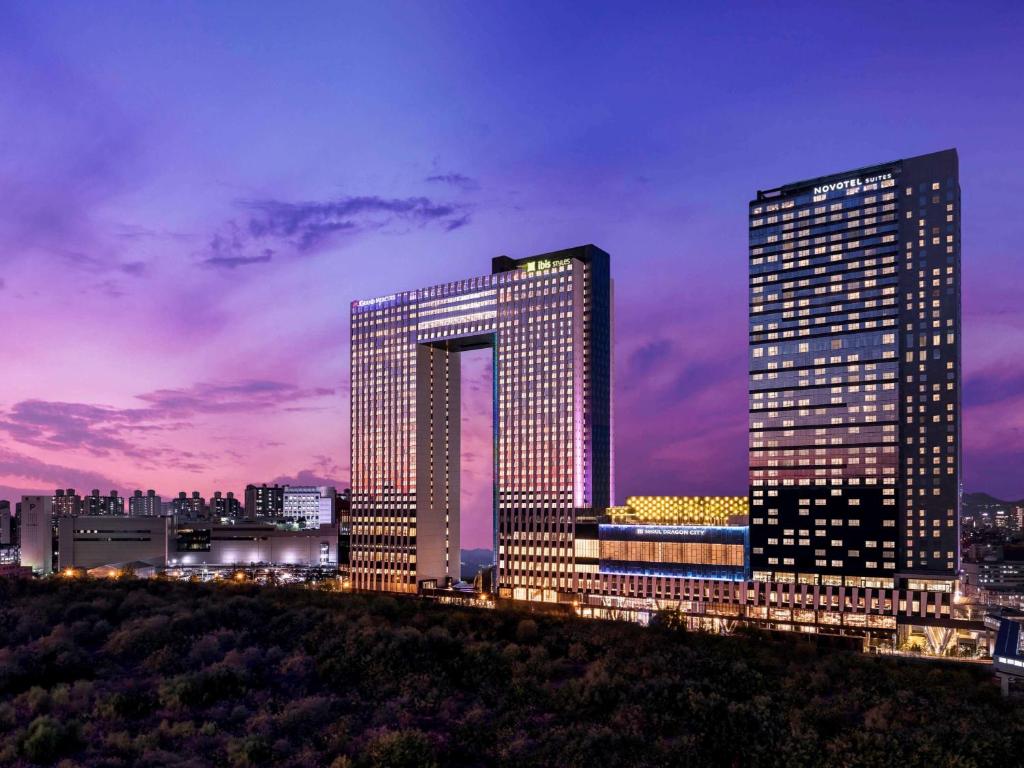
top-left (171, 491), bottom-right (207, 520)
top-left (172, 522), bottom-right (338, 567)
top-left (56, 515), bottom-right (171, 571)
top-left (209, 491), bottom-right (241, 518)
top-left (596, 496), bottom-right (750, 581)
top-left (244, 484), bottom-right (285, 520)
top-left (0, 546), bottom-right (18, 566)
top-left (19, 496), bottom-right (55, 575)
top-left (129, 490), bottom-right (163, 516)
top-left (53, 489), bottom-right (82, 517)
top-left (0, 501), bottom-right (10, 545)
top-left (82, 489), bottom-right (124, 516)
top-left (86, 560), bottom-right (162, 579)
top-left (992, 609), bottom-right (1024, 695)
top-left (282, 486), bottom-right (336, 528)
top-left (0, 563), bottom-right (31, 579)
top-left (961, 545), bottom-right (1024, 609)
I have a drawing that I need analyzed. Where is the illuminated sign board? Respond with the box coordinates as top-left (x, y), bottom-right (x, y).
top-left (521, 257), bottom-right (572, 273)
top-left (813, 171), bottom-right (893, 196)
top-left (354, 294), bottom-right (398, 309)
top-left (599, 523), bottom-right (747, 544)
top-left (632, 526), bottom-right (713, 537)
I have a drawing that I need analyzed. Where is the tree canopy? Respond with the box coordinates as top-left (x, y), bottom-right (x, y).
top-left (0, 578), bottom-right (1020, 767)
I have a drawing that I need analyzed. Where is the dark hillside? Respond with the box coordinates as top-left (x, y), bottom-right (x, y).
top-left (0, 579), bottom-right (1020, 768)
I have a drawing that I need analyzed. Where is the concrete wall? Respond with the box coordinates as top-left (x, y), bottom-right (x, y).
top-left (0, 503), bottom-right (10, 546)
top-left (174, 523), bottom-right (338, 566)
top-left (416, 343), bottom-right (460, 584)
top-left (57, 515), bottom-right (170, 571)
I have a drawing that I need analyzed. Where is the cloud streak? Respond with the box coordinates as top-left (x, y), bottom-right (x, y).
top-left (244, 195), bottom-right (469, 250)
top-left (0, 380), bottom-right (336, 468)
top-left (198, 194), bottom-right (471, 267)
top-left (135, 380), bottom-right (335, 417)
top-left (425, 172), bottom-right (479, 191)
top-left (628, 338), bottom-right (673, 374)
top-left (271, 454), bottom-right (344, 488)
top-left (0, 447), bottom-right (125, 493)
top-left (204, 253), bottom-right (274, 270)
top-left (965, 367), bottom-right (1024, 408)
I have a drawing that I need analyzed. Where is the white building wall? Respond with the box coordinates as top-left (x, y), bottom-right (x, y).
top-left (0, 505), bottom-right (10, 546)
top-left (174, 524), bottom-right (338, 566)
top-left (282, 487), bottom-right (323, 528)
top-left (20, 496), bottom-right (54, 575)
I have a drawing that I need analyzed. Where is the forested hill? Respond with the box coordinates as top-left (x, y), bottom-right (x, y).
top-left (0, 579), bottom-right (1021, 768)
top-left (964, 491), bottom-right (1024, 507)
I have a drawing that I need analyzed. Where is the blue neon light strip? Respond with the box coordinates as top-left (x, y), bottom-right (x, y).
top-left (598, 559), bottom-right (746, 581)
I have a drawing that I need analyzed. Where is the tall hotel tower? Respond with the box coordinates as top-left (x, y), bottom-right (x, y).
top-left (749, 149), bottom-right (960, 591)
top-left (350, 246), bottom-right (613, 598)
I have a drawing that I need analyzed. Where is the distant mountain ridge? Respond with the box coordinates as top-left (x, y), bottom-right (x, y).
top-left (964, 492), bottom-right (1024, 506)
top-left (460, 548), bottom-right (494, 581)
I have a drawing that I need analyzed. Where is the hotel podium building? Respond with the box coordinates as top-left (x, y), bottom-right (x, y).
top-left (749, 149), bottom-right (961, 591)
top-left (350, 245), bottom-right (612, 598)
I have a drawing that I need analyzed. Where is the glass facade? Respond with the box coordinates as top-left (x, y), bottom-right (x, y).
top-left (350, 245), bottom-right (613, 597)
top-left (749, 149), bottom-right (960, 584)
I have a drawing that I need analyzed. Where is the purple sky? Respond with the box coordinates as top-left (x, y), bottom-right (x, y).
top-left (1, 2), bottom-right (1023, 547)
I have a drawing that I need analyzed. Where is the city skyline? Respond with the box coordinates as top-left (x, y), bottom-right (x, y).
top-left (2, 4), bottom-right (1024, 551)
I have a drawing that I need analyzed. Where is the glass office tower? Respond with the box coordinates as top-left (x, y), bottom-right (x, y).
top-left (350, 245), bottom-right (613, 598)
top-left (749, 149), bottom-right (960, 588)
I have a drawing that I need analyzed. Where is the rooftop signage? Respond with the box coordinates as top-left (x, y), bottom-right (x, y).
top-left (521, 257), bottom-right (572, 273)
top-left (355, 293), bottom-right (397, 308)
top-left (813, 171), bottom-right (893, 196)
top-left (599, 523), bottom-right (746, 539)
top-left (628, 525), bottom-right (738, 537)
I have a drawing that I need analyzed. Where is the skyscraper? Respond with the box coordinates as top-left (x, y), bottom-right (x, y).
top-left (749, 149), bottom-right (960, 590)
top-left (350, 245), bottom-right (613, 598)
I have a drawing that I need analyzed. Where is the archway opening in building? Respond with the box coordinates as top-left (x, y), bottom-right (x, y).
top-left (459, 345), bottom-right (495, 583)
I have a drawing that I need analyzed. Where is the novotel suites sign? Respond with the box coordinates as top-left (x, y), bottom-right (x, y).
top-left (812, 171), bottom-right (894, 196)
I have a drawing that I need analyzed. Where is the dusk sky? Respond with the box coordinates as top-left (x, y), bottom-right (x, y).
top-left (2, 2), bottom-right (1023, 547)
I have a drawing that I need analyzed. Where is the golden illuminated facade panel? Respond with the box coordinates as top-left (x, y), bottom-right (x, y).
top-left (607, 495), bottom-right (748, 526)
top-left (599, 540), bottom-right (745, 568)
